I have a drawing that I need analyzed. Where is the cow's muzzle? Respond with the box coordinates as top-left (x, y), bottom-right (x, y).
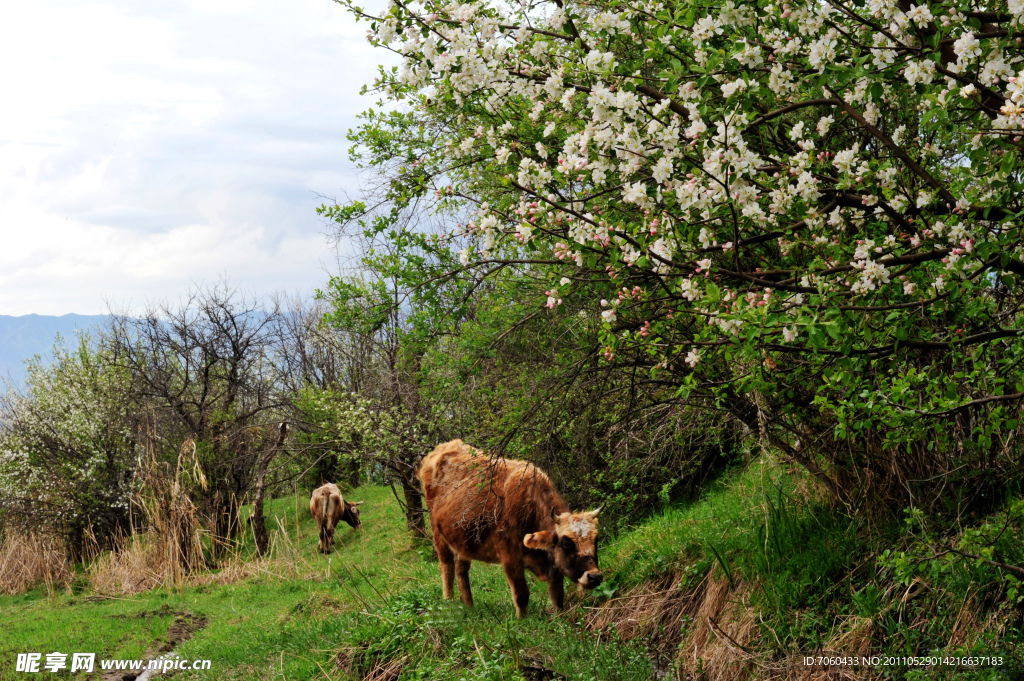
top-left (578, 569), bottom-right (603, 589)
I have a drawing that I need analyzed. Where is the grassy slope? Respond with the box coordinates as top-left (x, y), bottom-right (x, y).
top-left (2, 462), bottom-right (1021, 680)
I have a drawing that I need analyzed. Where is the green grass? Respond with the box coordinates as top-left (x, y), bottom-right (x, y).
top-left (0, 484), bottom-right (655, 680)
top-left (0, 485), bottom-right (414, 680)
top-left (2, 462), bottom-right (1022, 680)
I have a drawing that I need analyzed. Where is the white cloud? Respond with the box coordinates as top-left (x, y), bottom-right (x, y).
top-left (0, 0), bottom-right (394, 314)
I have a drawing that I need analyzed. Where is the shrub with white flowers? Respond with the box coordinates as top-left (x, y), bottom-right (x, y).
top-left (0, 339), bottom-right (137, 552)
top-left (293, 387), bottom-right (426, 486)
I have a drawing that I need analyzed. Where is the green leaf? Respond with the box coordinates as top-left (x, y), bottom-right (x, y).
top-left (1001, 152), bottom-right (1018, 176)
top-left (807, 324), bottom-right (826, 350)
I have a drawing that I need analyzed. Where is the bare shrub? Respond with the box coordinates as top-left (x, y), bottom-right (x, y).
top-left (0, 532), bottom-right (72, 596)
top-left (108, 283), bottom-right (286, 550)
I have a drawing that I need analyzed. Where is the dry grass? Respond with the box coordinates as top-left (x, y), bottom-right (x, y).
top-left (87, 530), bottom-right (277, 596)
top-left (586, 564), bottom-right (889, 681)
top-left (767, 660), bottom-right (870, 681)
top-left (334, 649), bottom-right (407, 681)
top-left (134, 439), bottom-right (208, 582)
top-left (946, 594), bottom-right (978, 648)
top-left (677, 574), bottom-right (758, 681)
top-left (824, 616), bottom-right (874, 659)
top-left (586, 571), bottom-right (700, 652)
top-left (754, 617), bottom-right (875, 681)
top-left (87, 533), bottom-right (165, 595)
top-left (364, 655), bottom-right (407, 681)
top-left (3, 441), bottom-right (319, 597)
top-left (86, 441), bottom-right (210, 596)
top-left (587, 567), bottom-right (884, 681)
top-left (587, 570), bottom-right (760, 681)
top-left (86, 512), bottom-right (320, 596)
top-left (0, 531), bottom-right (73, 596)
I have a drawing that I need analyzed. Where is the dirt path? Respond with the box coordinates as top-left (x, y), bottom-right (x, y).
top-left (100, 610), bottom-right (207, 681)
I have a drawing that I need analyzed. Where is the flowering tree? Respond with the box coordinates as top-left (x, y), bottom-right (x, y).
top-left (0, 339), bottom-right (137, 555)
top-left (336, 0), bottom-right (1024, 503)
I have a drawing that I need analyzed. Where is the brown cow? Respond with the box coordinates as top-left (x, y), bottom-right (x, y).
top-left (309, 483), bottom-right (363, 553)
top-left (418, 439), bottom-right (603, 618)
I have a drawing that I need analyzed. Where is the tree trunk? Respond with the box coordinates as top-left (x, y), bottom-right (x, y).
top-left (400, 474), bottom-right (428, 538)
top-left (342, 431), bottom-right (364, 487)
top-left (252, 423), bottom-right (289, 557)
top-left (344, 454), bottom-right (361, 488)
top-left (316, 451), bottom-right (338, 486)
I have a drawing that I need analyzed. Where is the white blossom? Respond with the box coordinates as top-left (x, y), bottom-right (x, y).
top-left (953, 32), bottom-right (981, 63)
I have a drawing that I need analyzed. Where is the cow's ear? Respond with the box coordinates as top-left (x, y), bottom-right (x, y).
top-left (524, 531), bottom-right (556, 549)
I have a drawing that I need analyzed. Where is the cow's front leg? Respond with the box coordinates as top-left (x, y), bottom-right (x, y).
top-left (547, 566), bottom-right (564, 611)
top-left (455, 557), bottom-right (474, 607)
top-left (503, 563), bottom-right (530, 618)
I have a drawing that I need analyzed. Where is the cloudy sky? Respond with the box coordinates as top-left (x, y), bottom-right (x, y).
top-left (0, 0), bottom-right (394, 316)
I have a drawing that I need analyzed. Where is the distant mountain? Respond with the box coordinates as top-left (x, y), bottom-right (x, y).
top-left (0, 314), bottom-right (110, 387)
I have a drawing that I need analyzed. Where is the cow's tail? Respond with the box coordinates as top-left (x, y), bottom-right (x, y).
top-left (325, 494), bottom-right (338, 532)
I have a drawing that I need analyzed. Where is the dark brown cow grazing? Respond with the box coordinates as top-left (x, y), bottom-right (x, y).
top-left (309, 483), bottom-right (363, 553)
top-left (418, 439), bottom-right (603, 618)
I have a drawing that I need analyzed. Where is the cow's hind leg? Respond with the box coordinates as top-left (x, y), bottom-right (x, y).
top-left (503, 563), bottom-right (530, 618)
top-left (436, 540), bottom-right (455, 601)
top-left (455, 557), bottom-right (474, 607)
top-left (325, 528), bottom-right (334, 553)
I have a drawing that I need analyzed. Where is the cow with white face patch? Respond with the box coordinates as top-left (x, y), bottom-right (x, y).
top-left (524, 510), bottom-right (603, 590)
top-left (418, 439), bottom-right (604, 618)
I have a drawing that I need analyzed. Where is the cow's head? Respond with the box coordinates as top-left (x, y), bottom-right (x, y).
top-left (523, 509), bottom-right (603, 589)
top-left (341, 501), bottom-right (363, 529)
